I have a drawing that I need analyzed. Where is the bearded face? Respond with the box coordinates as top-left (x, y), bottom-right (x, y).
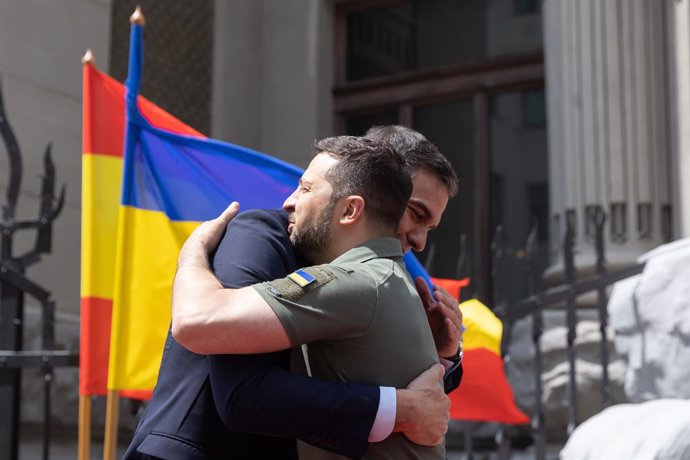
top-left (289, 196), bottom-right (337, 263)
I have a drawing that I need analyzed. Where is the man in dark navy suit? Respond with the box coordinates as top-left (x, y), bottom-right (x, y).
top-left (125, 127), bottom-right (462, 459)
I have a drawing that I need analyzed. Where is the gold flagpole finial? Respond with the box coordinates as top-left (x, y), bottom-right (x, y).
top-left (130, 5), bottom-right (146, 26)
top-left (81, 49), bottom-right (94, 65)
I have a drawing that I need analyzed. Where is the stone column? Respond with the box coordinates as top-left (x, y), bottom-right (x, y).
top-left (543, 0), bottom-right (671, 274)
top-left (508, 0), bottom-right (676, 438)
top-left (669, 0), bottom-right (690, 238)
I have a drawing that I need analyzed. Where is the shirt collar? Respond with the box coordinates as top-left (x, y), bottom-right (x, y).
top-left (331, 238), bottom-right (403, 265)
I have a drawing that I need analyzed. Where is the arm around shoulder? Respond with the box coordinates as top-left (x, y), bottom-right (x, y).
top-left (172, 277), bottom-right (290, 354)
top-left (171, 206), bottom-right (292, 354)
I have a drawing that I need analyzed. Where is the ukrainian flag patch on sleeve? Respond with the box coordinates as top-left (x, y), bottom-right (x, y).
top-left (288, 269), bottom-right (316, 287)
top-left (267, 267), bottom-right (335, 301)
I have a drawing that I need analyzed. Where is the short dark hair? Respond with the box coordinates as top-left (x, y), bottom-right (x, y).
top-left (365, 125), bottom-right (458, 197)
top-left (313, 136), bottom-right (412, 232)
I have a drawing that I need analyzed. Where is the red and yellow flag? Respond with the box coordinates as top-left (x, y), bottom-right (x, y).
top-left (430, 276), bottom-right (470, 302)
top-left (450, 299), bottom-right (529, 424)
top-left (79, 62), bottom-right (202, 398)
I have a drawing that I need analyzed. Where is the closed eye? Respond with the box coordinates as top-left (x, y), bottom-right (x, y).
top-left (298, 179), bottom-right (312, 193)
top-left (409, 207), bottom-right (423, 223)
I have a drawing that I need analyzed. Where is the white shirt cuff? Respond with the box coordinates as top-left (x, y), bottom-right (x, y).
top-left (439, 357), bottom-right (455, 372)
top-left (368, 386), bottom-right (396, 442)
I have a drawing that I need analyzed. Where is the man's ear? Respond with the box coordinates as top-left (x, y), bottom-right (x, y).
top-left (338, 195), bottom-right (365, 226)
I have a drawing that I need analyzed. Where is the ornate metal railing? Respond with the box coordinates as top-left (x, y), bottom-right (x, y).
top-left (478, 208), bottom-right (645, 460)
top-left (0, 80), bottom-right (75, 460)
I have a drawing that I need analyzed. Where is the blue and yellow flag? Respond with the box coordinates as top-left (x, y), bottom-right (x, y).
top-left (104, 17), bottom-right (430, 393)
top-left (107, 20), bottom-right (302, 391)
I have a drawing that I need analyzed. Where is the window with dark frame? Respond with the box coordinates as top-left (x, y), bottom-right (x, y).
top-left (340, 0), bottom-right (543, 84)
top-left (513, 0), bottom-right (540, 16)
top-left (109, 0), bottom-right (214, 135)
top-left (335, 0), bottom-right (548, 304)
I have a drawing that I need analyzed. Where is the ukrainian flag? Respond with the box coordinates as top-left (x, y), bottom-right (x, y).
top-left (106, 22), bottom-right (302, 392)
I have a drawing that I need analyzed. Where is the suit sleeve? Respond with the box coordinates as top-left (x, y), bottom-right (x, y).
top-left (444, 362), bottom-right (463, 394)
top-left (207, 210), bottom-right (380, 459)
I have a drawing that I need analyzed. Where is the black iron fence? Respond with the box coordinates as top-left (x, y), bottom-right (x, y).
top-left (0, 82), bottom-right (75, 460)
top-left (455, 207), bottom-right (645, 460)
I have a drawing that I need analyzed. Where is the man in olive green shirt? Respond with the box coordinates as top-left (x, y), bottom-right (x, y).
top-left (173, 136), bottom-right (445, 459)
top-left (254, 238), bottom-right (443, 459)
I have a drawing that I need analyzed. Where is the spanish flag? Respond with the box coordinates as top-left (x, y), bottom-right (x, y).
top-left (451, 299), bottom-right (529, 424)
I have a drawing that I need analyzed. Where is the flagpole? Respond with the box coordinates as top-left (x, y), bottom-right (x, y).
top-left (103, 390), bottom-right (120, 460)
top-left (77, 395), bottom-right (91, 460)
top-left (103, 7), bottom-right (145, 460)
top-left (78, 48), bottom-right (96, 460)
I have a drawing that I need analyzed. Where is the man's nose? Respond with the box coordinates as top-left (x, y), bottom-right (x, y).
top-left (283, 192), bottom-right (296, 211)
top-left (408, 230), bottom-right (427, 253)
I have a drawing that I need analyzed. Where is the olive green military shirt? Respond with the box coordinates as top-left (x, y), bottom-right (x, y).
top-left (253, 238), bottom-right (444, 460)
